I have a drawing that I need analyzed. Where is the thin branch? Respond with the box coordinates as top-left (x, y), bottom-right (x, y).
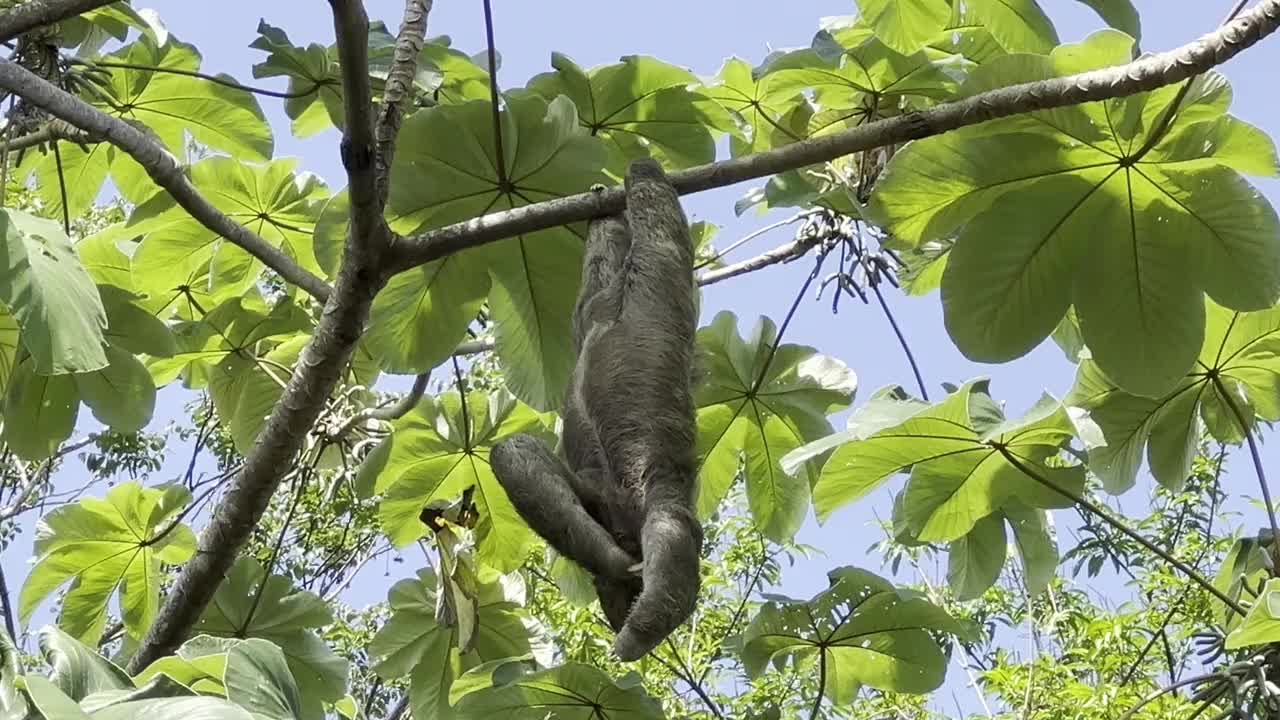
top-left (0, 563), bottom-right (15, 643)
top-left (0, 0), bottom-right (114, 43)
top-left (336, 371), bottom-right (430, 436)
top-left (0, 118), bottom-right (96, 152)
top-left (996, 447), bottom-right (1247, 617)
top-left (693, 210), bottom-right (814, 271)
top-left (390, 1), bottom-right (1280, 272)
top-left (453, 337), bottom-right (495, 356)
top-left (0, 59), bottom-right (334, 302)
top-left (698, 234), bottom-right (821, 286)
top-left (328, 0), bottom-right (384, 251)
top-left (375, 0), bottom-right (432, 200)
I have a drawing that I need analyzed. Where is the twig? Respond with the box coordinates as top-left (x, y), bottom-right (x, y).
top-left (698, 234), bottom-right (821, 286)
top-left (375, 0), bottom-right (432, 201)
top-left (694, 211), bottom-right (815, 271)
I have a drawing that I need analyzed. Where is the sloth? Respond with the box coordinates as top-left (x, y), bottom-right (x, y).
top-left (491, 158), bottom-right (702, 661)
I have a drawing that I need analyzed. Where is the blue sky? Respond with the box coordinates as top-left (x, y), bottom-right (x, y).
top-left (12, 0), bottom-right (1280, 710)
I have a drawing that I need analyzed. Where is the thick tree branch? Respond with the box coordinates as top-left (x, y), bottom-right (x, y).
top-left (0, 60), bottom-right (334, 302)
top-left (129, 0), bottom-right (397, 670)
top-left (376, 0), bottom-right (432, 199)
top-left (0, 0), bottom-right (114, 43)
top-left (390, 0), bottom-right (1280, 272)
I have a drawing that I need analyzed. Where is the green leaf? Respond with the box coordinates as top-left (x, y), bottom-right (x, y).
top-left (947, 514), bottom-right (1006, 600)
top-left (1006, 505), bottom-right (1059, 596)
top-left (250, 21), bottom-right (343, 138)
top-left (387, 93), bottom-right (607, 410)
top-left (369, 569), bottom-right (535, 720)
top-left (869, 34), bottom-right (1280, 397)
top-left (366, 251), bottom-right (490, 374)
top-left (73, 346), bottom-right (156, 432)
top-left (0, 209), bottom-right (108, 374)
top-left (91, 697), bottom-right (254, 720)
top-left (955, 0), bottom-right (1058, 54)
top-left (1074, 0), bottom-right (1141, 39)
top-left (130, 158), bottom-right (328, 305)
top-left (98, 285), bottom-right (176, 358)
top-left (223, 639), bottom-right (306, 720)
top-left (694, 312), bottom-right (857, 540)
top-left (2, 359), bottom-right (78, 460)
top-left (0, 625), bottom-right (25, 718)
top-left (707, 56), bottom-right (813, 158)
top-left (19, 483), bottom-right (196, 643)
top-left (1225, 578), bottom-right (1280, 649)
top-left (453, 663), bottom-right (663, 720)
top-left (528, 53), bottom-right (733, 169)
top-left (37, 626), bottom-right (132, 702)
top-left (23, 676), bottom-right (92, 720)
top-left (373, 390), bottom-right (542, 570)
top-left (854, 0), bottom-right (951, 55)
top-left (812, 383), bottom-right (1083, 543)
top-left (741, 567), bottom-right (964, 697)
top-left (1067, 300), bottom-right (1280, 493)
top-left (98, 35), bottom-right (272, 163)
top-left (191, 557), bottom-right (349, 712)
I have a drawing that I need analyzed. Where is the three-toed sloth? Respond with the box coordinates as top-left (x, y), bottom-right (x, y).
top-left (492, 159), bottom-right (702, 661)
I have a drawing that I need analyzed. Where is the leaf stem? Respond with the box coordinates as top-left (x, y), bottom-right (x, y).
top-left (1210, 375), bottom-right (1280, 573)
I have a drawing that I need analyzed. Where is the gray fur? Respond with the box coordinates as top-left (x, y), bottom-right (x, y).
top-left (491, 158), bottom-right (702, 661)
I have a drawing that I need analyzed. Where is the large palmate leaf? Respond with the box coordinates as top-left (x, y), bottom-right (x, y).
top-left (452, 662), bottom-right (663, 720)
top-left (386, 93), bottom-right (607, 410)
top-left (363, 389), bottom-right (544, 571)
top-left (953, 0), bottom-right (1058, 54)
top-left (128, 157), bottom-right (328, 305)
top-left (250, 21), bottom-right (345, 138)
top-left (19, 34), bottom-right (272, 216)
top-left (1067, 300), bottom-right (1280, 494)
top-left (0, 209), bottom-right (107, 374)
top-left (853, 0), bottom-right (950, 55)
top-left (707, 56), bottom-right (814, 158)
top-left (797, 381), bottom-right (1083, 545)
top-left (868, 31), bottom-right (1280, 398)
top-left (741, 567), bottom-right (966, 700)
top-left (19, 483), bottom-right (196, 643)
top-left (190, 557), bottom-right (349, 715)
top-left (369, 569), bottom-right (536, 720)
top-left (767, 37), bottom-right (958, 129)
top-left (528, 53), bottom-right (734, 169)
top-left (695, 312), bottom-right (857, 541)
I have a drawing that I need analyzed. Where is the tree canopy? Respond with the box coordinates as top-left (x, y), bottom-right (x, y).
top-left (0, 0), bottom-right (1276, 718)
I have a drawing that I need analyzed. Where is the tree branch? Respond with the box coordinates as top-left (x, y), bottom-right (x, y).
top-left (376, 0), bottom-right (432, 200)
top-left (698, 234), bottom-right (820, 286)
top-left (0, 0), bottom-right (114, 43)
top-left (0, 60), bottom-right (334, 302)
top-left (129, 0), bottom-right (398, 671)
top-left (329, 0), bottom-right (383, 247)
top-left (389, 0), bottom-right (1280, 272)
